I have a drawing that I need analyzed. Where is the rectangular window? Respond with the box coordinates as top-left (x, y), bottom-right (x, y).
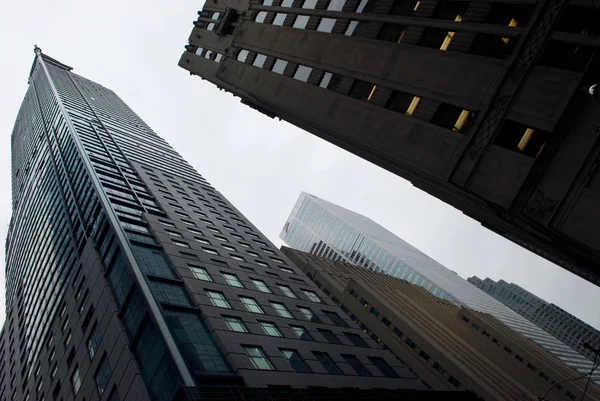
top-left (281, 349), bottom-right (311, 372)
top-left (87, 323), bottom-right (102, 358)
top-left (245, 346), bottom-right (274, 370)
top-left (302, 290), bottom-right (322, 303)
top-left (253, 54), bottom-right (267, 68)
top-left (293, 15), bottom-right (310, 29)
top-left (273, 13), bottom-right (287, 26)
top-left (342, 355), bottom-right (371, 376)
top-left (349, 80), bottom-right (377, 101)
top-left (240, 296), bottom-right (264, 313)
top-left (172, 240), bottom-right (190, 248)
top-left (319, 329), bottom-right (341, 344)
top-left (190, 266), bottom-right (212, 281)
top-left (431, 103), bottom-right (472, 132)
top-left (377, 23), bottom-right (406, 42)
top-left (259, 321), bottom-right (283, 337)
top-left (313, 352), bottom-right (342, 374)
top-left (207, 291), bottom-right (231, 308)
top-left (494, 120), bottom-right (547, 158)
top-left (386, 91), bottom-right (419, 116)
top-left (368, 357), bottom-right (399, 378)
top-left (316, 18), bottom-right (337, 32)
top-left (223, 273), bottom-right (244, 288)
top-left (345, 332), bottom-right (369, 347)
top-left (231, 254), bottom-right (245, 261)
top-left (203, 247), bottom-right (219, 255)
top-left (324, 310), bottom-right (348, 327)
top-left (327, 0), bottom-right (346, 10)
top-left (279, 285), bottom-right (297, 298)
top-left (165, 230), bottom-right (182, 237)
top-left (94, 355), bottom-right (112, 395)
top-left (252, 279), bottom-right (272, 293)
top-left (345, 20), bottom-right (359, 35)
top-left (71, 366), bottom-right (82, 394)
top-left (293, 65), bottom-right (313, 82)
top-left (195, 237), bottom-right (210, 245)
top-left (254, 11), bottom-right (268, 23)
top-left (271, 302), bottom-right (293, 318)
top-left (302, 0), bottom-right (318, 8)
top-left (291, 325), bottom-right (313, 340)
top-left (298, 307), bottom-right (320, 322)
top-left (224, 316), bottom-right (248, 332)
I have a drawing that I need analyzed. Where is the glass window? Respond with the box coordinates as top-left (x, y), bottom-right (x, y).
top-left (166, 230), bottom-right (182, 237)
top-left (253, 54), bottom-right (267, 68)
top-left (195, 47), bottom-right (204, 56)
top-left (293, 65), bottom-right (313, 82)
top-left (279, 266), bottom-right (294, 274)
top-left (203, 247), bottom-right (219, 255)
top-left (302, 0), bottom-right (318, 8)
top-left (223, 273), bottom-right (244, 288)
top-left (151, 282), bottom-right (191, 306)
top-left (291, 325), bottom-right (313, 340)
top-left (207, 291), bottom-right (231, 308)
top-left (356, 0), bottom-right (369, 12)
top-left (319, 329), bottom-right (341, 344)
top-left (207, 22), bottom-right (216, 31)
top-left (71, 366), bottom-right (82, 394)
top-left (345, 20), bottom-right (359, 35)
top-left (245, 346), bottom-right (274, 370)
top-left (231, 254), bottom-right (245, 261)
top-left (342, 355), bottom-right (371, 376)
top-left (313, 351), bottom-right (342, 374)
top-left (195, 237), bottom-right (210, 245)
top-left (273, 13), bottom-right (287, 25)
top-left (327, 0), bottom-right (346, 10)
top-left (293, 15), bottom-right (310, 29)
top-left (212, 12), bottom-right (221, 19)
top-left (281, 349), bottom-right (311, 372)
top-left (263, 0), bottom-right (273, 4)
top-left (205, 50), bottom-right (213, 60)
top-left (259, 321), bottom-right (282, 337)
top-left (224, 316), bottom-right (248, 332)
top-left (271, 302), bottom-right (293, 318)
top-left (282, 0), bottom-right (294, 5)
top-left (324, 311), bottom-right (348, 326)
top-left (279, 285), bottom-right (297, 298)
top-left (345, 332), bottom-right (369, 347)
top-left (298, 307), bottom-right (320, 322)
top-left (87, 323), bottom-right (102, 358)
top-left (252, 279), bottom-right (272, 293)
top-left (316, 18), bottom-right (337, 32)
top-left (94, 355), bottom-right (112, 395)
top-left (241, 296), bottom-right (264, 313)
top-left (319, 72), bottom-right (334, 89)
top-left (271, 59), bottom-right (288, 74)
top-left (368, 357), bottom-right (399, 377)
top-left (215, 53), bottom-right (223, 63)
top-left (237, 49), bottom-right (250, 62)
top-left (302, 290), bottom-right (322, 303)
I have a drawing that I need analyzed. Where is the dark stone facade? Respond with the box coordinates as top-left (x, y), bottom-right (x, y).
top-left (179, 0), bottom-right (600, 286)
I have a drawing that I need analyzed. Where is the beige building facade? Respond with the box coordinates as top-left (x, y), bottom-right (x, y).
top-left (282, 246), bottom-right (600, 401)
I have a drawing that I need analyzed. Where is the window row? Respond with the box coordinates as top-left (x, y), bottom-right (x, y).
top-left (243, 345), bottom-right (398, 377)
top-left (194, 47), bottom-right (224, 63)
top-left (235, 48), bottom-right (474, 133)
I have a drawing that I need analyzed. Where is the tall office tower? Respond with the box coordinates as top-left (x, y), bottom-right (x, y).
top-left (178, 0), bottom-right (600, 287)
top-left (0, 49), bottom-right (461, 401)
top-left (280, 192), bottom-right (600, 383)
top-left (283, 247), bottom-right (600, 401)
top-left (468, 276), bottom-right (600, 361)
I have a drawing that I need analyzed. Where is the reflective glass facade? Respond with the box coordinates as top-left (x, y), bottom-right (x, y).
top-left (280, 192), bottom-right (598, 381)
top-left (0, 50), bottom-right (427, 401)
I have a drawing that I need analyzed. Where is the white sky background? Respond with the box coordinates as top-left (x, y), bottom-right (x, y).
top-left (0, 0), bottom-right (599, 331)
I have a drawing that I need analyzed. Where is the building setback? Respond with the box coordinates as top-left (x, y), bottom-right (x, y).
top-left (279, 191), bottom-right (600, 382)
top-left (468, 276), bottom-right (600, 361)
top-left (0, 49), bottom-right (475, 401)
top-left (282, 247), bottom-right (600, 401)
top-left (178, 0), bottom-right (600, 287)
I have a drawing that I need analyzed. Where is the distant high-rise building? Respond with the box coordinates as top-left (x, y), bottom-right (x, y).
top-left (280, 192), bottom-right (599, 382)
top-left (0, 48), bottom-right (464, 401)
top-left (468, 277), bottom-right (600, 361)
top-left (178, 0), bottom-right (600, 287)
top-left (283, 247), bottom-right (600, 401)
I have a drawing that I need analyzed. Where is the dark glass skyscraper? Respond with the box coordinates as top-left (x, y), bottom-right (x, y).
top-left (0, 48), bottom-right (458, 401)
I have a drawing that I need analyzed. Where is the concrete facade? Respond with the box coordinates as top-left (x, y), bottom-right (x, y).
top-left (468, 276), bottom-right (600, 361)
top-left (179, 0), bottom-right (600, 286)
top-left (282, 247), bottom-right (600, 401)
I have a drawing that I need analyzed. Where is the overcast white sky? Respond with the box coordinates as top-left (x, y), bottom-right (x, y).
top-left (1, 0), bottom-right (599, 331)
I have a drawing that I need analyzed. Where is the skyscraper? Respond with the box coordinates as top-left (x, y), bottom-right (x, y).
top-left (282, 247), bottom-right (600, 401)
top-left (178, 0), bottom-right (600, 287)
top-left (0, 49), bottom-right (458, 401)
top-left (468, 276), bottom-right (600, 361)
top-left (280, 192), bottom-right (599, 383)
